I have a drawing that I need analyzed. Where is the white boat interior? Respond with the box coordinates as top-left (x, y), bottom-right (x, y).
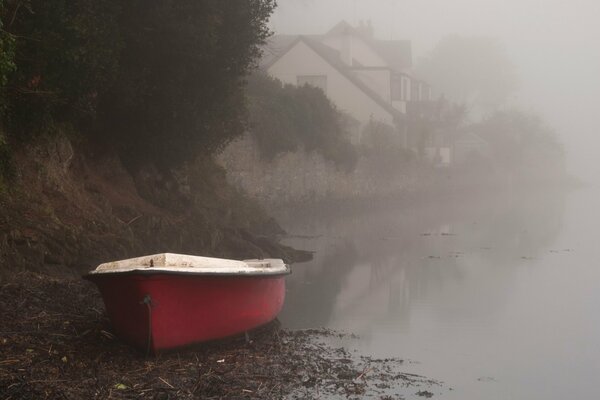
top-left (87, 253), bottom-right (289, 275)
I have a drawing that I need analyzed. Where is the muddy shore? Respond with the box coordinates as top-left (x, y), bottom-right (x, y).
top-left (0, 271), bottom-right (441, 399)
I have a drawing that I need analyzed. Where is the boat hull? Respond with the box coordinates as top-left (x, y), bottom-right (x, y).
top-left (86, 272), bottom-right (286, 353)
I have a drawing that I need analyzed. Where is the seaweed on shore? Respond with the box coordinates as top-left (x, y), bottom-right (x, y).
top-left (0, 271), bottom-right (440, 399)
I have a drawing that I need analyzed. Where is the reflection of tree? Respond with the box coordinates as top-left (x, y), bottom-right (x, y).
top-left (280, 240), bottom-right (358, 329)
top-left (277, 189), bottom-right (567, 332)
top-left (417, 189), bottom-right (566, 325)
top-left (457, 189), bottom-right (566, 263)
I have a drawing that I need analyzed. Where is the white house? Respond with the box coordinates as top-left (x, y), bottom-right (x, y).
top-left (262, 21), bottom-right (432, 146)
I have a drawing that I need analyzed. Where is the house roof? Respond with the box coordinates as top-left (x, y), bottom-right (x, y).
top-left (265, 35), bottom-right (403, 120)
top-left (265, 21), bottom-right (413, 73)
top-left (325, 20), bottom-right (412, 71)
top-left (260, 35), bottom-right (299, 68)
top-left (325, 20), bottom-right (355, 36)
top-left (373, 40), bottom-right (412, 71)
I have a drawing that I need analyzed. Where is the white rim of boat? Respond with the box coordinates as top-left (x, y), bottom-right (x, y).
top-left (85, 253), bottom-right (290, 276)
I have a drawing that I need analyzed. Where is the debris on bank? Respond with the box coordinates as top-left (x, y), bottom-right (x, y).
top-left (0, 272), bottom-right (441, 399)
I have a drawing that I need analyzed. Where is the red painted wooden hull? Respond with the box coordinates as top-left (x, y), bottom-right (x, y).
top-left (85, 273), bottom-right (286, 353)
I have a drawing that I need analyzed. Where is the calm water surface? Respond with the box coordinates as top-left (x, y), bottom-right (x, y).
top-left (276, 186), bottom-right (600, 399)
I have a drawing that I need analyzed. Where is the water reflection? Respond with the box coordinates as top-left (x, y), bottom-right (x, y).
top-left (275, 188), bottom-right (577, 399)
top-left (279, 190), bottom-right (565, 332)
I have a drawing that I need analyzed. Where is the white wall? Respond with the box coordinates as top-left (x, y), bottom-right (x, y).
top-left (218, 133), bottom-right (419, 206)
top-left (350, 36), bottom-right (388, 67)
top-left (392, 100), bottom-right (407, 114)
top-left (268, 40), bottom-right (395, 127)
top-left (353, 69), bottom-right (391, 102)
top-left (401, 76), bottom-right (412, 101)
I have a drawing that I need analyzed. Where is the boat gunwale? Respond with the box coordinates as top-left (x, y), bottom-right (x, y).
top-left (84, 254), bottom-right (290, 278)
top-left (82, 268), bottom-right (291, 280)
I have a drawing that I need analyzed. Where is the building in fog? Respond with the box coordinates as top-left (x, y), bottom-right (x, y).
top-left (262, 21), bottom-right (433, 146)
top-left (262, 21), bottom-right (490, 167)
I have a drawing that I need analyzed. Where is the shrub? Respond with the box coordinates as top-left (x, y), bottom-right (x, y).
top-left (0, 0), bottom-right (16, 113)
top-left (360, 120), bottom-right (416, 176)
top-left (470, 108), bottom-right (564, 171)
top-left (1, 0), bottom-right (121, 138)
top-left (98, 0), bottom-right (276, 170)
top-left (246, 73), bottom-right (358, 172)
top-left (0, 132), bottom-right (11, 187)
top-left (0, 0), bottom-right (276, 170)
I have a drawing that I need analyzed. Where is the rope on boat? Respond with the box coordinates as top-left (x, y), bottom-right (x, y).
top-left (141, 294), bottom-right (153, 357)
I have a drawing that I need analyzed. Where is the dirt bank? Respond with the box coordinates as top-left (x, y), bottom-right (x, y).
top-left (0, 135), bottom-right (310, 275)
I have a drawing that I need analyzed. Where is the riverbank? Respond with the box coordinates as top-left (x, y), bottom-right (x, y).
top-left (0, 132), bottom-right (575, 274)
top-left (218, 131), bottom-right (576, 209)
top-left (0, 271), bottom-right (442, 399)
top-left (0, 134), bottom-right (310, 275)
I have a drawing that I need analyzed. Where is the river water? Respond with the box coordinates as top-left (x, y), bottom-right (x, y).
top-left (276, 186), bottom-right (599, 399)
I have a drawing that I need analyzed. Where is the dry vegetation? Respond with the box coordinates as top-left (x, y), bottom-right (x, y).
top-left (0, 271), bottom-right (442, 399)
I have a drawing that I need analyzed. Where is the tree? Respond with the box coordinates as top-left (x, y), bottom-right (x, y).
top-left (1, 0), bottom-right (122, 137)
top-left (416, 35), bottom-right (517, 112)
top-left (470, 108), bottom-right (565, 174)
top-left (0, 1), bottom-right (15, 90)
top-left (0, 0), bottom-right (276, 171)
top-left (98, 0), bottom-right (276, 170)
top-left (0, 1), bottom-right (15, 182)
top-left (246, 73), bottom-right (358, 172)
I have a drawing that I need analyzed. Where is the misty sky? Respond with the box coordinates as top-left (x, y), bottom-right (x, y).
top-left (270, 0), bottom-right (600, 180)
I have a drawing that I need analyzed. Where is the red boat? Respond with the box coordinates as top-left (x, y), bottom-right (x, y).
top-left (84, 253), bottom-right (290, 353)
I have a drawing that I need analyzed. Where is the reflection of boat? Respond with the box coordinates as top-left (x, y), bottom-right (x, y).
top-left (84, 253), bottom-right (290, 353)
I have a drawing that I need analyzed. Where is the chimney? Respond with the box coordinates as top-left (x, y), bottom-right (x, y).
top-left (356, 19), bottom-right (374, 38)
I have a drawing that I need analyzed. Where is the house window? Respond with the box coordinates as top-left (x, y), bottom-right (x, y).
top-left (297, 75), bottom-right (327, 93)
top-left (392, 75), bottom-right (411, 101)
top-left (402, 77), bottom-right (411, 102)
top-left (391, 75), bottom-right (402, 101)
top-left (411, 81), bottom-right (419, 101)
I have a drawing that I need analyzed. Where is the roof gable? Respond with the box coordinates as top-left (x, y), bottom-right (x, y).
top-left (373, 40), bottom-right (412, 71)
top-left (268, 36), bottom-right (402, 120)
top-left (324, 20), bottom-right (412, 71)
top-left (260, 35), bottom-right (301, 68)
top-left (325, 20), bottom-right (355, 36)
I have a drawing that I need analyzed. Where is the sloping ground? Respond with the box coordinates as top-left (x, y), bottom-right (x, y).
top-left (0, 271), bottom-right (442, 399)
top-left (0, 135), bottom-right (309, 274)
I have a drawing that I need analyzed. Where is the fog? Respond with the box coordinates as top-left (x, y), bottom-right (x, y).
top-left (270, 0), bottom-right (600, 181)
top-left (3, 2), bottom-right (600, 397)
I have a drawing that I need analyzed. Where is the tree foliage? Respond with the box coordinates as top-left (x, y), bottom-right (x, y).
top-left (246, 73), bottom-right (358, 172)
top-left (470, 108), bottom-right (565, 172)
top-left (0, 0), bottom-right (275, 169)
top-left (0, 1), bottom-right (16, 107)
top-left (416, 35), bottom-right (518, 112)
top-left (0, 130), bottom-right (10, 186)
top-left (360, 120), bottom-right (415, 177)
top-left (99, 1), bottom-right (275, 169)
top-left (1, 0), bottom-right (121, 137)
